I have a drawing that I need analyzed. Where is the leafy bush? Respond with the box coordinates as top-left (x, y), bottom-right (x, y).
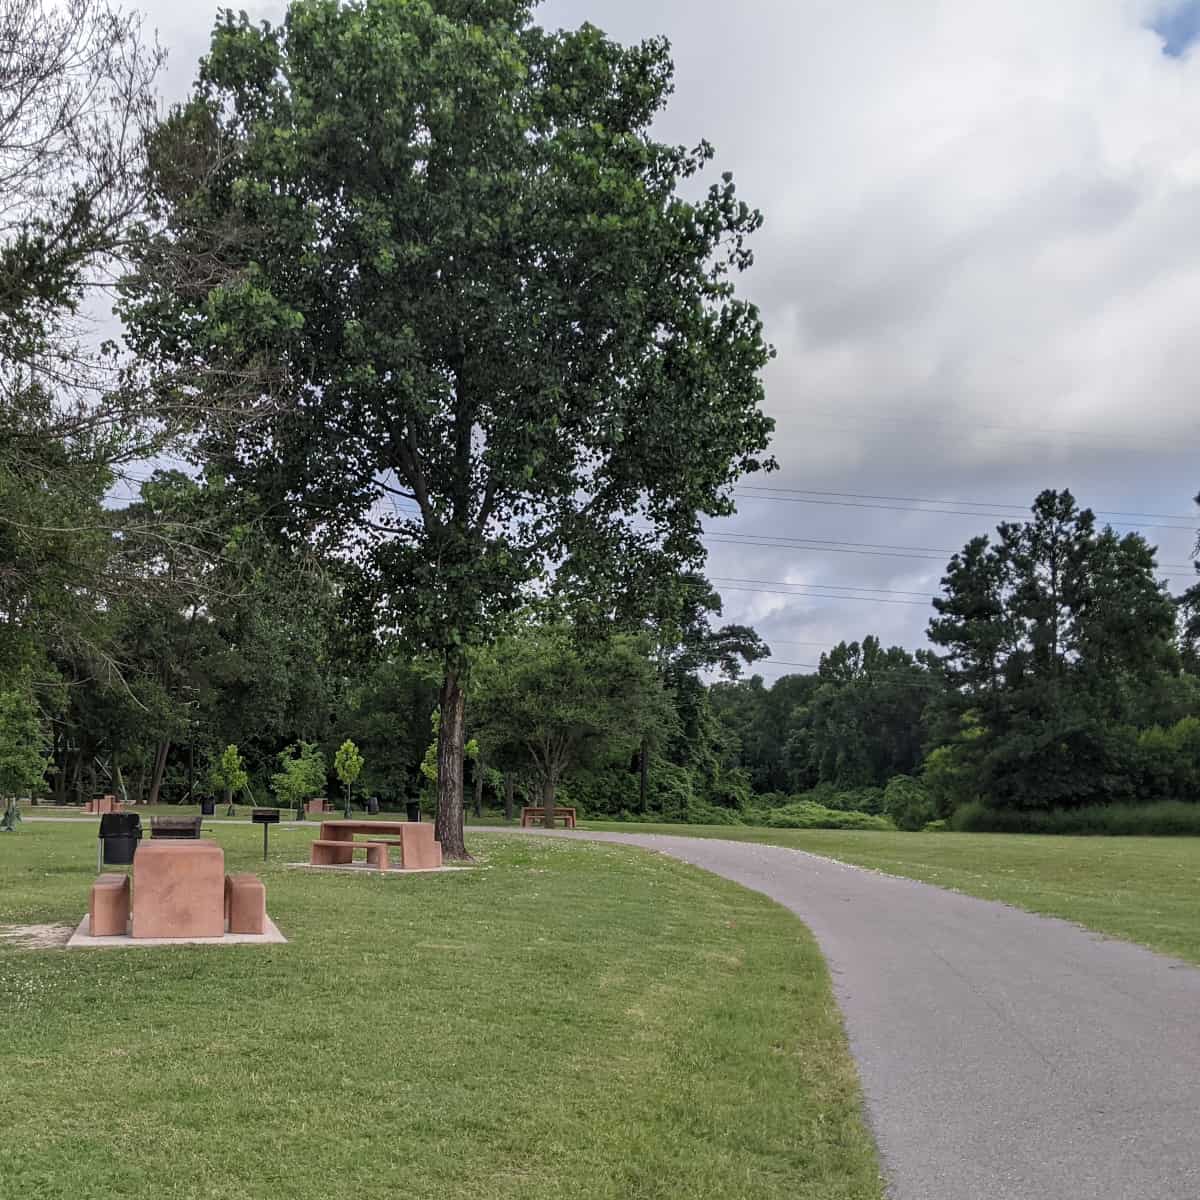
top-left (951, 800), bottom-right (1200, 836)
top-left (883, 775), bottom-right (935, 831)
top-left (685, 801), bottom-right (745, 826)
top-left (763, 801), bottom-right (893, 831)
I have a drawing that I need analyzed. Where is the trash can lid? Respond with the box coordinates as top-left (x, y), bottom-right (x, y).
top-left (99, 812), bottom-right (142, 836)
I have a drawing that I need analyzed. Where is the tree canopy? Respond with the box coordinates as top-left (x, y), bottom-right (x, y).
top-left (122, 0), bottom-right (774, 856)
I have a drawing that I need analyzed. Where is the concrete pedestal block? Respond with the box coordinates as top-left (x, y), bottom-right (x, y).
top-left (400, 823), bottom-right (443, 869)
top-left (90, 873), bottom-right (130, 935)
top-left (132, 839), bottom-right (225, 938)
top-left (224, 873), bottom-right (266, 934)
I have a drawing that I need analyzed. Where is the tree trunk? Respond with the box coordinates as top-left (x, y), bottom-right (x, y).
top-left (473, 756), bottom-right (484, 819)
top-left (147, 741), bottom-right (170, 806)
top-left (639, 738), bottom-right (649, 812)
top-left (69, 750), bottom-right (83, 806)
top-left (114, 763), bottom-right (130, 807)
top-left (503, 773), bottom-right (515, 822)
top-left (53, 736), bottom-right (67, 805)
top-left (435, 666), bottom-right (469, 859)
top-left (135, 761), bottom-right (146, 806)
top-left (542, 773), bottom-right (556, 828)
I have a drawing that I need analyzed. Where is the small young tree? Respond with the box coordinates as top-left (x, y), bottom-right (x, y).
top-left (272, 741), bottom-right (327, 821)
top-left (208, 743), bottom-right (249, 815)
top-left (0, 688), bottom-right (48, 830)
top-left (334, 739), bottom-right (364, 819)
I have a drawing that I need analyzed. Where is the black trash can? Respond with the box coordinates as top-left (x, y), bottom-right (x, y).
top-left (405, 800), bottom-right (421, 823)
top-left (200, 797), bottom-right (216, 816)
top-left (99, 812), bottom-right (142, 866)
top-left (366, 796), bottom-right (380, 815)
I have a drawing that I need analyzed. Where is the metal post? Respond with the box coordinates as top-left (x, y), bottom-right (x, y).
top-left (263, 821), bottom-right (269, 862)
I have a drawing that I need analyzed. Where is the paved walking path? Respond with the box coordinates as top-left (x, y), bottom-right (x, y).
top-left (496, 828), bottom-right (1200, 1200)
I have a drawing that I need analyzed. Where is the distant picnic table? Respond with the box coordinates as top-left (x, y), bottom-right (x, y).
top-left (520, 807), bottom-right (577, 829)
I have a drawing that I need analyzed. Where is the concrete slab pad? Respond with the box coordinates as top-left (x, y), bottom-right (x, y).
top-left (285, 862), bottom-right (479, 876)
top-left (66, 914), bottom-right (287, 949)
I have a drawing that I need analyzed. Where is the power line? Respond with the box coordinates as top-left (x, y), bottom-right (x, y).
top-left (711, 575), bottom-right (935, 599)
top-left (732, 490), bottom-right (1195, 533)
top-left (715, 583), bottom-right (930, 607)
top-left (703, 530), bottom-right (1199, 574)
top-left (737, 485), bottom-right (1198, 524)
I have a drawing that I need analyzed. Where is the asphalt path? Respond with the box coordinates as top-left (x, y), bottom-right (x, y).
top-left (492, 828), bottom-right (1200, 1200)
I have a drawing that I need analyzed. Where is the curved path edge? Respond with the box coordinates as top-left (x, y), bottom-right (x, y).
top-left (475, 827), bottom-right (1200, 1200)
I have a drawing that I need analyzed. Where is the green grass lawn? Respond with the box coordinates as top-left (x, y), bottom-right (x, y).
top-left (0, 822), bottom-right (882, 1200)
top-left (581, 822), bottom-right (1200, 965)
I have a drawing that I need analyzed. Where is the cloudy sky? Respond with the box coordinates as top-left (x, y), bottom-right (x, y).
top-left (131, 0), bottom-right (1200, 678)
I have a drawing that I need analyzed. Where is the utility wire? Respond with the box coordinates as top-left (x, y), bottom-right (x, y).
top-left (732, 490), bottom-right (1195, 533)
top-left (710, 575), bottom-right (935, 599)
top-left (737, 485), bottom-right (1199, 524)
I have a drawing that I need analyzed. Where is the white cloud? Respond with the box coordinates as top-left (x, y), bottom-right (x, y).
top-left (130, 0), bottom-right (1200, 662)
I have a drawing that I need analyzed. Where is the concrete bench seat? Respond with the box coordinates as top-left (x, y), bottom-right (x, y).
top-left (310, 838), bottom-right (389, 869)
top-left (89, 873), bottom-right (130, 936)
top-left (224, 873), bottom-right (267, 934)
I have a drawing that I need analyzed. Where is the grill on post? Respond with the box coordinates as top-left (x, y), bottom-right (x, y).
top-left (252, 808), bottom-right (281, 861)
top-left (150, 816), bottom-right (202, 839)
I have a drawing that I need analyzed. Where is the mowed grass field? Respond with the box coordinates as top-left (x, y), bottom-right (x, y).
top-left (0, 821), bottom-right (882, 1200)
top-left (582, 822), bottom-right (1200, 965)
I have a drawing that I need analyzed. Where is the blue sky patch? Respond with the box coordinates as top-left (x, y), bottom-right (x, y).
top-left (1150, 1), bottom-right (1200, 56)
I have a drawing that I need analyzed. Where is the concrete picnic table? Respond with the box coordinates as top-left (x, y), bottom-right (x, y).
top-left (309, 819), bottom-right (443, 870)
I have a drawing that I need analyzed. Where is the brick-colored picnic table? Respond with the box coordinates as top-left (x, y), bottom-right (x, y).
top-left (310, 820), bottom-right (443, 870)
top-left (520, 806), bottom-right (577, 828)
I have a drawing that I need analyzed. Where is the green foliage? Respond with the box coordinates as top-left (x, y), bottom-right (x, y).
top-left (0, 687), bottom-right (48, 814)
top-left (0, 687), bottom-right (46, 830)
top-left (331, 658), bottom-right (438, 803)
top-left (473, 623), bottom-right (671, 809)
top-left (419, 711), bottom-right (477, 791)
top-left (950, 800), bottom-right (1200, 837)
top-left (761, 802), bottom-right (893, 831)
top-left (271, 741), bottom-right (327, 817)
top-left (125, 0), bottom-right (775, 848)
top-left (334, 738), bottom-right (364, 816)
top-left (882, 775), bottom-right (935, 832)
top-left (334, 740), bottom-right (364, 789)
top-left (928, 489), bottom-right (1180, 812)
top-left (208, 744), bottom-right (249, 797)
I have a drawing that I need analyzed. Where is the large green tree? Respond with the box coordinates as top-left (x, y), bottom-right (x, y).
top-left (122, 0), bottom-right (774, 857)
top-left (928, 489), bottom-right (1179, 810)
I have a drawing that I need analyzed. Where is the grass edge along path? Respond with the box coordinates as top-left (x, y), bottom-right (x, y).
top-left (0, 823), bottom-right (884, 1200)
top-left (577, 822), bottom-right (1200, 967)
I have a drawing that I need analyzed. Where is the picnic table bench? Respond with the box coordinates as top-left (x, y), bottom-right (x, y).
top-left (310, 820), bottom-right (443, 870)
top-left (520, 806), bottom-right (577, 829)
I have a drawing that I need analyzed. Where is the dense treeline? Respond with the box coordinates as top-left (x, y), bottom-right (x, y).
top-left (708, 490), bottom-right (1200, 834)
top-left (4, 1), bottom-right (1200, 839)
top-left (1, 0), bottom-right (776, 847)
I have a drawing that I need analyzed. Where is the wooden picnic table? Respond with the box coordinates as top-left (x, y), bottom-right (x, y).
top-left (311, 819), bottom-right (443, 870)
top-left (520, 806), bottom-right (577, 829)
